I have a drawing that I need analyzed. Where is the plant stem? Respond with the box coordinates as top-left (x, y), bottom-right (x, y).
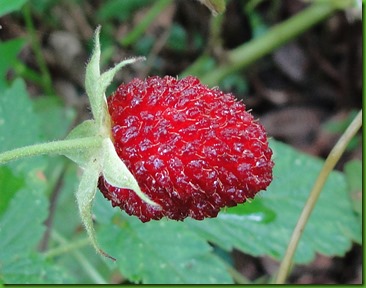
top-left (120, 0), bottom-right (172, 47)
top-left (183, 1), bottom-right (352, 86)
top-left (275, 109), bottom-right (362, 284)
top-left (0, 137), bottom-right (103, 165)
top-left (22, 3), bottom-right (55, 96)
top-left (43, 237), bottom-right (90, 259)
top-left (47, 231), bottom-right (108, 284)
top-left (14, 62), bottom-right (44, 86)
top-left (227, 266), bottom-right (250, 284)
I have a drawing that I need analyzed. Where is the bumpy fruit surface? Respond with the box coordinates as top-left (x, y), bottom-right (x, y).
top-left (98, 76), bottom-right (273, 222)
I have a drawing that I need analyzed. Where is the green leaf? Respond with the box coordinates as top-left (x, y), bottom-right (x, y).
top-left (221, 199), bottom-right (276, 224)
top-left (97, 0), bottom-right (153, 22)
top-left (0, 38), bottom-right (25, 91)
top-left (30, 0), bottom-right (59, 14)
top-left (344, 159), bottom-right (362, 218)
top-left (0, 77), bottom-right (73, 283)
top-left (0, 187), bottom-right (71, 283)
top-left (49, 165), bottom-right (111, 283)
top-left (51, 164), bottom-right (80, 237)
top-left (0, 166), bottom-right (25, 216)
top-left (0, 78), bottom-right (48, 189)
top-left (167, 23), bottom-right (188, 52)
top-left (33, 97), bottom-right (75, 140)
top-left (0, 78), bottom-right (46, 175)
top-left (245, 8), bottom-right (269, 38)
top-left (0, 185), bottom-right (43, 276)
top-left (96, 210), bottom-right (233, 284)
top-left (0, 0), bottom-right (28, 17)
top-left (187, 139), bottom-right (362, 263)
top-left (0, 79), bottom-right (41, 152)
top-left (1, 255), bottom-right (72, 284)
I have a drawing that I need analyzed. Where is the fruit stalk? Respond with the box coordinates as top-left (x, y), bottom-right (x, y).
top-left (0, 136), bottom-right (103, 164)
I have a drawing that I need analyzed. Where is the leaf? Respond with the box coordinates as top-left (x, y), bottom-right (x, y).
top-left (0, 187), bottom-right (71, 283)
top-left (0, 77), bottom-right (72, 283)
top-left (0, 79), bottom-right (41, 152)
top-left (0, 166), bottom-right (25, 216)
top-left (0, 38), bottom-right (25, 91)
top-left (187, 139), bottom-right (362, 263)
top-left (95, 206), bottom-right (233, 284)
top-left (47, 165), bottom-right (111, 283)
top-left (220, 199), bottom-right (276, 224)
top-left (97, 0), bottom-right (153, 22)
top-left (344, 159), bottom-right (362, 219)
top-left (51, 164), bottom-right (81, 237)
top-left (0, 78), bottom-right (46, 176)
top-left (0, 188), bottom-right (48, 254)
top-left (0, 0), bottom-right (28, 17)
top-left (33, 97), bottom-right (76, 140)
top-left (1, 254), bottom-right (72, 284)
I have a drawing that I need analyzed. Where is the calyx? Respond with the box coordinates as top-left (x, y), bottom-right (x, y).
top-left (65, 26), bottom-right (159, 260)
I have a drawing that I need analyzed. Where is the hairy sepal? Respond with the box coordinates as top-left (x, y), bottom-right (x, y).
top-left (102, 138), bottom-right (161, 209)
top-left (85, 25), bottom-right (145, 128)
top-left (64, 120), bottom-right (100, 168)
top-left (65, 26), bottom-right (158, 259)
top-left (76, 158), bottom-right (115, 261)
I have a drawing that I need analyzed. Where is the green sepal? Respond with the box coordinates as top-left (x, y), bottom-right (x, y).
top-left (85, 26), bottom-right (102, 123)
top-left (85, 26), bottom-right (145, 128)
top-left (72, 26), bottom-right (160, 260)
top-left (64, 120), bottom-right (101, 168)
top-left (101, 138), bottom-right (161, 209)
top-left (76, 158), bottom-right (116, 261)
top-left (66, 120), bottom-right (98, 139)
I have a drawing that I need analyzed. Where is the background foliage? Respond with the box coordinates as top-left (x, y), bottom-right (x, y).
top-left (0, 0), bottom-right (362, 284)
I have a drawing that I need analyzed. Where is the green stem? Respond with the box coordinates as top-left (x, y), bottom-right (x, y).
top-left (275, 109), bottom-right (362, 284)
top-left (43, 237), bottom-right (90, 259)
top-left (22, 3), bottom-right (55, 96)
top-left (48, 231), bottom-right (108, 284)
top-left (120, 0), bottom-right (172, 47)
top-left (14, 62), bottom-right (44, 86)
top-left (0, 137), bottom-right (103, 165)
top-left (227, 266), bottom-right (250, 284)
top-left (185, 1), bottom-right (352, 86)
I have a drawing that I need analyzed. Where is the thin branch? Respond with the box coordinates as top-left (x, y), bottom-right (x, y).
top-left (45, 231), bottom-right (108, 284)
top-left (182, 1), bottom-right (353, 86)
top-left (275, 109), bottom-right (362, 284)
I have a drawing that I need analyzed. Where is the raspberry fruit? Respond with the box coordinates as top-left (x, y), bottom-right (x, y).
top-left (98, 76), bottom-right (273, 222)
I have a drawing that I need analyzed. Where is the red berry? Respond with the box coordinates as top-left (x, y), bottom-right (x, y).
top-left (98, 76), bottom-right (273, 222)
